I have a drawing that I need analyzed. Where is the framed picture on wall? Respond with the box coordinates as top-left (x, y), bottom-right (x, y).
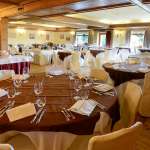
top-left (66, 36), bottom-right (70, 41)
top-left (46, 34), bottom-right (50, 41)
top-left (60, 34), bottom-right (64, 39)
top-left (29, 33), bottom-right (35, 39)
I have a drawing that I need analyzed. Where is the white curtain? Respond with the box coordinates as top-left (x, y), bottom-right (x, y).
top-left (144, 29), bottom-right (150, 48)
top-left (125, 29), bottom-right (131, 47)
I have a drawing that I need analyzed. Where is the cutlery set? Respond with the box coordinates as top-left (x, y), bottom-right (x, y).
top-left (30, 107), bottom-right (46, 124)
top-left (61, 107), bottom-right (76, 121)
top-left (0, 100), bottom-right (15, 118)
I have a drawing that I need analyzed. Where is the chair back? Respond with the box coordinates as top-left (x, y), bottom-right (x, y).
top-left (120, 82), bottom-right (142, 127)
top-left (0, 144), bottom-right (14, 150)
top-left (88, 122), bottom-right (143, 150)
top-left (139, 72), bottom-right (150, 117)
top-left (90, 69), bottom-right (108, 82)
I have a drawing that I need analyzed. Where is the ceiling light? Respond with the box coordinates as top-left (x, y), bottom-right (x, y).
top-left (16, 27), bottom-right (26, 33)
top-left (32, 23), bottom-right (64, 28)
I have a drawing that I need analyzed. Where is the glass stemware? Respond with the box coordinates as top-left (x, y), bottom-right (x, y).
top-left (34, 81), bottom-right (43, 105)
top-left (80, 87), bottom-right (89, 101)
top-left (13, 78), bottom-right (22, 95)
top-left (35, 96), bottom-right (46, 108)
top-left (73, 79), bottom-right (82, 100)
top-left (6, 87), bottom-right (16, 99)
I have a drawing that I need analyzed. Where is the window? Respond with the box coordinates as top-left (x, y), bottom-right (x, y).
top-left (75, 32), bottom-right (89, 45)
top-left (99, 32), bottom-right (106, 47)
top-left (130, 30), bottom-right (145, 49)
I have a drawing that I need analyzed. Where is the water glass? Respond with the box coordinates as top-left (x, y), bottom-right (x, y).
top-left (34, 81), bottom-right (43, 96)
top-left (80, 87), bottom-right (89, 101)
top-left (13, 79), bottom-right (22, 95)
top-left (36, 97), bottom-right (46, 108)
top-left (73, 79), bottom-right (82, 100)
top-left (7, 87), bottom-right (16, 99)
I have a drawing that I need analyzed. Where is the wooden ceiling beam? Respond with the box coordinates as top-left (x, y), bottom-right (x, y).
top-left (0, 0), bottom-right (18, 5)
top-left (47, 16), bottom-right (108, 28)
top-left (110, 22), bottom-right (150, 28)
top-left (0, 0), bottom-right (85, 17)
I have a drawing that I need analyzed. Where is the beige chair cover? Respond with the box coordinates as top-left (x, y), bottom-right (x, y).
top-left (0, 112), bottom-right (111, 150)
top-left (88, 122), bottom-right (143, 150)
top-left (90, 69), bottom-right (109, 82)
top-left (70, 52), bottom-right (80, 73)
top-left (114, 82), bottom-right (142, 130)
top-left (139, 72), bottom-right (150, 117)
top-left (0, 144), bottom-right (14, 150)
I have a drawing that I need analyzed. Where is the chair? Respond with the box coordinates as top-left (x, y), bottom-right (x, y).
top-left (114, 82), bottom-right (142, 130)
top-left (70, 51), bottom-right (81, 73)
top-left (139, 72), bottom-right (150, 117)
top-left (0, 144), bottom-right (14, 150)
top-left (88, 122), bottom-right (142, 150)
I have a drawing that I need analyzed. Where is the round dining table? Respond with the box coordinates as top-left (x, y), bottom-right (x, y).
top-left (57, 51), bottom-right (72, 61)
top-left (0, 74), bottom-right (119, 135)
top-left (103, 63), bottom-right (147, 86)
top-left (0, 55), bottom-right (32, 74)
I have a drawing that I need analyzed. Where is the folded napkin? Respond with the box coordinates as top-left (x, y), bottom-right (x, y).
top-left (69, 100), bottom-right (97, 116)
top-left (93, 83), bottom-right (113, 92)
top-left (0, 88), bottom-right (8, 97)
top-left (6, 103), bottom-right (36, 122)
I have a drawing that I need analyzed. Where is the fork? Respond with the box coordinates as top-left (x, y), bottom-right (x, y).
top-left (36, 108), bottom-right (46, 124)
top-left (30, 107), bottom-right (44, 124)
top-left (61, 109), bottom-right (70, 121)
top-left (0, 100), bottom-right (15, 118)
top-left (63, 108), bottom-right (76, 119)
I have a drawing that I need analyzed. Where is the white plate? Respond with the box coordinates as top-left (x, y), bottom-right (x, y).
top-left (48, 66), bottom-right (65, 76)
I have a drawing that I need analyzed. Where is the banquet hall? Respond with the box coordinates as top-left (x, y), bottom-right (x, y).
top-left (0, 0), bottom-right (150, 150)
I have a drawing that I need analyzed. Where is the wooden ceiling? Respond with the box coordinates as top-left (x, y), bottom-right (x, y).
top-left (1, 0), bottom-right (150, 30)
top-left (0, 0), bottom-right (133, 18)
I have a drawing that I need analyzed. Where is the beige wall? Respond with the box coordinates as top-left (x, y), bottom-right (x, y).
top-left (8, 28), bottom-right (75, 46)
top-left (112, 29), bottom-right (126, 47)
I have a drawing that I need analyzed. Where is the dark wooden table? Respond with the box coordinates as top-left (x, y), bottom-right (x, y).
top-left (103, 63), bottom-right (146, 86)
top-left (0, 74), bottom-right (119, 135)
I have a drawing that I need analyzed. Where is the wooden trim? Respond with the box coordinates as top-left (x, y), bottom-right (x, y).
top-left (0, 0), bottom-right (85, 17)
top-left (0, 0), bottom-right (18, 5)
top-left (110, 23), bottom-right (150, 28)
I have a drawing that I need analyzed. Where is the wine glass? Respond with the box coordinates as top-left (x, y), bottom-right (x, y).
top-left (34, 81), bottom-right (43, 104)
top-left (80, 87), bottom-right (89, 101)
top-left (13, 79), bottom-right (22, 95)
top-left (73, 79), bottom-right (82, 100)
top-left (35, 96), bottom-right (46, 108)
top-left (6, 87), bottom-right (16, 99)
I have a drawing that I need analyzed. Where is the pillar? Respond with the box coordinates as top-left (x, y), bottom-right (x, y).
top-left (0, 17), bottom-right (8, 51)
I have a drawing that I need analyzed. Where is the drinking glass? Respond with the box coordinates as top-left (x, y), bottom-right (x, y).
top-left (6, 87), bottom-right (16, 99)
top-left (80, 87), bottom-right (89, 101)
top-left (36, 97), bottom-right (46, 108)
top-left (13, 78), bottom-right (22, 95)
top-left (34, 81), bottom-right (43, 104)
top-left (73, 79), bottom-right (82, 100)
